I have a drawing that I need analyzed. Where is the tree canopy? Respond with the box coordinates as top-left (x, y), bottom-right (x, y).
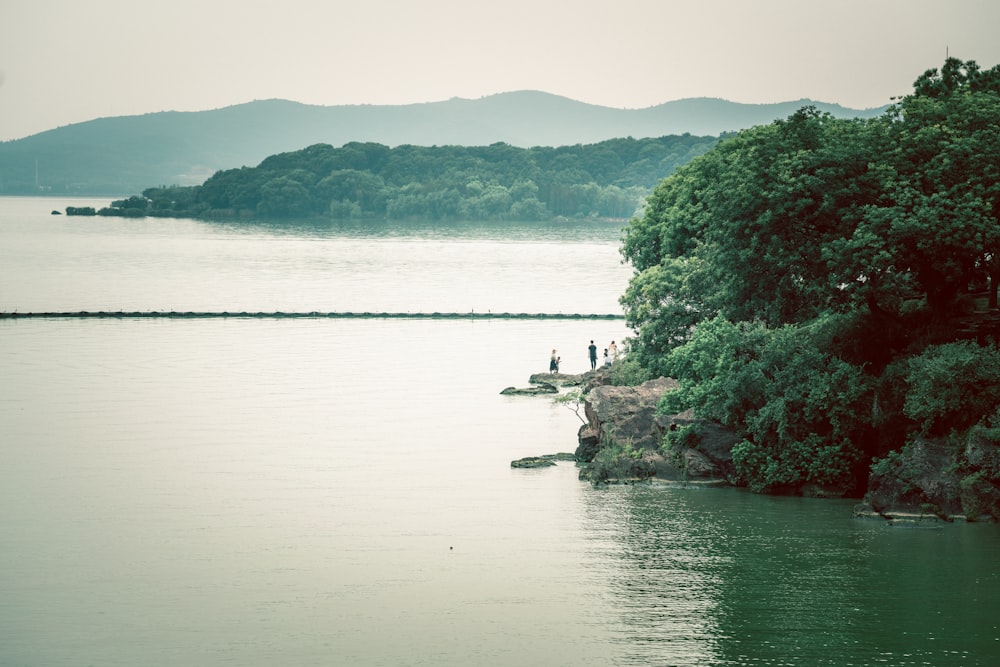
top-left (122, 135), bottom-right (719, 222)
top-left (621, 58), bottom-right (1000, 493)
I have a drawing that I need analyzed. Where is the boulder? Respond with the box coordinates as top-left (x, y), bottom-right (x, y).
top-left (576, 377), bottom-right (678, 459)
top-left (857, 438), bottom-right (960, 521)
top-left (511, 457), bottom-right (556, 468)
top-left (581, 367), bottom-right (615, 393)
top-left (527, 370), bottom-right (596, 387)
top-left (511, 453), bottom-right (577, 468)
top-left (575, 423), bottom-right (601, 462)
top-left (500, 383), bottom-right (558, 395)
top-left (574, 377), bottom-right (739, 484)
top-left (857, 434), bottom-right (1000, 523)
top-left (665, 410), bottom-right (738, 481)
top-left (578, 451), bottom-right (657, 484)
top-left (503, 369), bottom-right (608, 395)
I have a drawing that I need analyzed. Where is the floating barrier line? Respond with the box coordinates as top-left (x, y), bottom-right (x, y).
top-left (0, 311), bottom-right (625, 321)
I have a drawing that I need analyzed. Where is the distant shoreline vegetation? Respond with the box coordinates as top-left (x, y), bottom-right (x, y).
top-left (66, 136), bottom-right (719, 222)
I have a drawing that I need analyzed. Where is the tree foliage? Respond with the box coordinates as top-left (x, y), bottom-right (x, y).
top-left (659, 316), bottom-right (872, 492)
top-left (622, 59), bottom-right (1000, 492)
top-left (127, 135), bottom-right (718, 222)
top-left (904, 341), bottom-right (1000, 437)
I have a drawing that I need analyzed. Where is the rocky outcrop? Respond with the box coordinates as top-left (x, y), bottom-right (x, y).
top-left (511, 456), bottom-right (556, 468)
top-left (511, 453), bottom-right (577, 468)
top-left (856, 432), bottom-right (1000, 523)
top-left (576, 377), bottom-right (677, 458)
top-left (664, 410), bottom-right (739, 482)
top-left (500, 383), bottom-right (558, 395)
top-left (503, 368), bottom-right (613, 396)
top-left (528, 369), bottom-right (611, 388)
top-left (575, 377), bottom-right (738, 484)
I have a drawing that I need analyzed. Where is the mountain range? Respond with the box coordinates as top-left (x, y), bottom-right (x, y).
top-left (0, 91), bottom-right (890, 195)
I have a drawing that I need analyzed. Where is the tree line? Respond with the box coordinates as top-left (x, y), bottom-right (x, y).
top-left (110, 135), bottom-right (718, 222)
top-left (618, 58), bottom-right (1000, 497)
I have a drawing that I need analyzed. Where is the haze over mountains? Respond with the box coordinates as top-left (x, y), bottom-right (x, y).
top-left (0, 91), bottom-right (889, 195)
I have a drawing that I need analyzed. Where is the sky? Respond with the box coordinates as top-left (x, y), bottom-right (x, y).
top-left (2, 0), bottom-right (999, 142)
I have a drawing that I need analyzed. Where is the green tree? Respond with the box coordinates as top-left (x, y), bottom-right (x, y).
top-left (904, 341), bottom-right (1000, 437)
top-left (621, 59), bottom-right (1000, 493)
top-left (125, 135), bottom-right (720, 222)
top-left (623, 61), bottom-right (1000, 364)
top-left (257, 176), bottom-right (313, 218)
top-left (882, 59), bottom-right (1000, 312)
top-left (317, 169), bottom-right (387, 217)
top-left (621, 109), bottom-right (884, 361)
top-left (659, 316), bottom-right (872, 492)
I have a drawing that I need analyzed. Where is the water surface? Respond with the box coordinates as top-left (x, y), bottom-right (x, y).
top-left (2, 197), bottom-right (998, 666)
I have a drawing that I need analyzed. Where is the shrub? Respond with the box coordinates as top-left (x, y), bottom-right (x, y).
top-left (659, 315), bottom-right (872, 492)
top-left (608, 355), bottom-right (653, 386)
top-left (905, 341), bottom-right (1000, 436)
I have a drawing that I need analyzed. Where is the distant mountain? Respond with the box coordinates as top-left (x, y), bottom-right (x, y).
top-left (0, 92), bottom-right (889, 195)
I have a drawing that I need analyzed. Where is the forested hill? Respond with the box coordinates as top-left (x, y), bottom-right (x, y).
top-left (0, 92), bottom-right (888, 195)
top-left (103, 135), bottom-right (718, 221)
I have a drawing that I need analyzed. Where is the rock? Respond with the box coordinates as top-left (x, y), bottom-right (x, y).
top-left (528, 371), bottom-right (586, 387)
top-left (500, 383), bottom-right (558, 395)
top-left (510, 453), bottom-right (576, 468)
top-left (575, 424), bottom-right (601, 462)
top-left (965, 430), bottom-right (1000, 475)
top-left (575, 377), bottom-right (678, 460)
top-left (511, 457), bottom-right (557, 468)
top-left (859, 438), bottom-right (962, 521)
top-left (664, 410), bottom-right (738, 481)
top-left (857, 432), bottom-right (1000, 523)
top-left (581, 367), bottom-right (615, 392)
top-left (578, 454), bottom-right (656, 484)
top-left (504, 368), bottom-right (612, 395)
top-left (679, 448), bottom-right (721, 478)
top-left (574, 377), bottom-right (739, 485)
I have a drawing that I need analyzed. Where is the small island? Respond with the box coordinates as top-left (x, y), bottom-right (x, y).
top-left (65, 135), bottom-right (718, 223)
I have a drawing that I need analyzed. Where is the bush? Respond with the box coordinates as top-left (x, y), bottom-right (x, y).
top-left (905, 341), bottom-right (1000, 436)
top-left (608, 355), bottom-right (653, 386)
top-left (659, 315), bottom-right (872, 492)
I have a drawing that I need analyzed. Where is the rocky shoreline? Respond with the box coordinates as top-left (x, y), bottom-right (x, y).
top-left (505, 369), bottom-right (1000, 523)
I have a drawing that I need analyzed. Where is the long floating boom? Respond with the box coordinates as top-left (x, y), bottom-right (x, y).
top-left (0, 311), bottom-right (625, 321)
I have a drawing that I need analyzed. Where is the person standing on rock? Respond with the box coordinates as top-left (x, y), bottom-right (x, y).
top-left (588, 340), bottom-right (598, 370)
top-left (550, 349), bottom-right (559, 374)
top-left (604, 348), bottom-right (611, 368)
top-left (609, 340), bottom-right (619, 363)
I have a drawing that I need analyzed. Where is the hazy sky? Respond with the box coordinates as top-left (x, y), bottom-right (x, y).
top-left (2, 0), bottom-right (998, 141)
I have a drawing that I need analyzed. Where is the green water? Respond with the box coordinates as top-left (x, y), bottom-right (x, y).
top-left (585, 484), bottom-right (1000, 665)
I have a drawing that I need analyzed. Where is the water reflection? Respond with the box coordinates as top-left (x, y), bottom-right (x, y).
top-left (581, 483), bottom-right (1000, 666)
top-left (206, 215), bottom-right (628, 244)
top-left (0, 208), bottom-right (631, 314)
top-left (581, 485), bottom-right (727, 666)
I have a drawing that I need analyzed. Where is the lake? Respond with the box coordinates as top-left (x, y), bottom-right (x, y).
top-left (2, 197), bottom-right (999, 666)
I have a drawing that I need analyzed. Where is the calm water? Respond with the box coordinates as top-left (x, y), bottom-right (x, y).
top-left (2, 197), bottom-right (999, 666)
